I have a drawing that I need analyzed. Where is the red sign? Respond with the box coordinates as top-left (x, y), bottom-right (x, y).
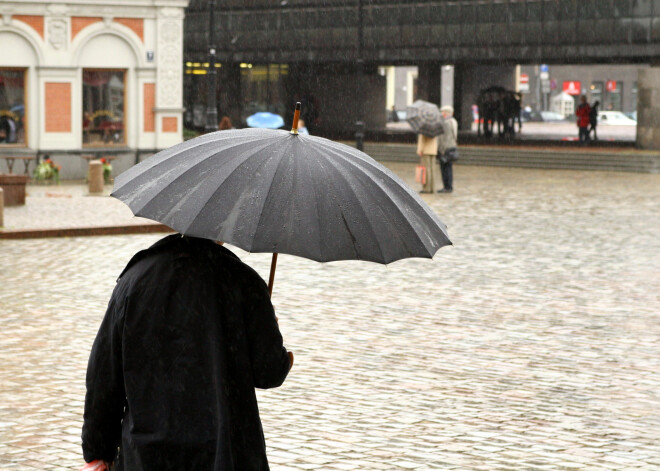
top-left (519, 73), bottom-right (529, 92)
top-left (606, 80), bottom-right (618, 92)
top-left (563, 81), bottom-right (581, 95)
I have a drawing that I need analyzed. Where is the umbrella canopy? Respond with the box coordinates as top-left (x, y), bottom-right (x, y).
top-left (112, 128), bottom-right (451, 264)
top-left (406, 100), bottom-right (444, 137)
top-left (246, 112), bottom-right (285, 129)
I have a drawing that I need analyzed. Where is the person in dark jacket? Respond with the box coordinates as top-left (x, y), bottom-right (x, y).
top-left (81, 234), bottom-right (293, 471)
top-left (588, 100), bottom-right (599, 141)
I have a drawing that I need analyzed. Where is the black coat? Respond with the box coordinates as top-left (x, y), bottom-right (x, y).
top-left (82, 234), bottom-right (291, 470)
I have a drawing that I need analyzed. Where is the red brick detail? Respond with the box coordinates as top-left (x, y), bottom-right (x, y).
top-left (45, 83), bottom-right (71, 133)
top-left (114, 18), bottom-right (144, 42)
top-left (14, 15), bottom-right (44, 39)
top-left (71, 17), bottom-right (102, 41)
top-left (162, 117), bottom-right (178, 133)
top-left (143, 83), bottom-right (155, 132)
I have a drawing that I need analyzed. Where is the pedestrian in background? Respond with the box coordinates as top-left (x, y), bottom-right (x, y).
top-left (437, 105), bottom-right (458, 193)
top-left (218, 116), bottom-right (234, 130)
top-left (416, 131), bottom-right (438, 194)
top-left (589, 100), bottom-right (600, 141)
top-left (390, 105), bottom-right (399, 122)
top-left (80, 234), bottom-right (293, 471)
top-left (298, 118), bottom-right (309, 134)
top-left (576, 95), bottom-right (591, 143)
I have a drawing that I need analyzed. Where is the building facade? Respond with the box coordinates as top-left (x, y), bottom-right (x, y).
top-left (0, 0), bottom-right (189, 176)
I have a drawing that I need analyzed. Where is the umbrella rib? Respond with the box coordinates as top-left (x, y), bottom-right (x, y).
top-left (315, 137), bottom-right (446, 228)
top-left (134, 137), bottom-right (276, 231)
top-left (179, 139), bottom-right (280, 239)
top-left (316, 150), bottom-right (386, 262)
top-left (316, 142), bottom-right (441, 259)
top-left (249, 139), bottom-right (293, 251)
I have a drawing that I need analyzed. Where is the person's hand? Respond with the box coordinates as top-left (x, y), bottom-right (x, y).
top-left (288, 351), bottom-right (294, 370)
top-left (79, 460), bottom-right (109, 471)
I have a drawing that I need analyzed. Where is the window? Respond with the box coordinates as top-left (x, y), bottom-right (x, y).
top-left (0, 69), bottom-right (26, 145)
top-left (241, 64), bottom-right (288, 117)
top-left (590, 81), bottom-right (603, 105)
top-left (604, 80), bottom-right (622, 111)
top-left (82, 70), bottom-right (126, 146)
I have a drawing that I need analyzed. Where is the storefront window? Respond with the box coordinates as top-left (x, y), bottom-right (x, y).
top-left (604, 80), bottom-right (622, 111)
top-left (82, 70), bottom-right (125, 146)
top-left (590, 81), bottom-right (603, 105)
top-left (0, 69), bottom-right (26, 145)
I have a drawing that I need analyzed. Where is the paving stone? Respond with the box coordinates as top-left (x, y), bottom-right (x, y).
top-left (1, 165), bottom-right (659, 470)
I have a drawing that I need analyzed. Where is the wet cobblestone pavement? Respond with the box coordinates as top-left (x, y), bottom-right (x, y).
top-left (1, 164), bottom-right (660, 470)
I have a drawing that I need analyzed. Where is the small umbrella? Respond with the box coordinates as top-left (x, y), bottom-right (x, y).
top-left (246, 112), bottom-right (285, 129)
top-left (112, 103), bottom-right (451, 295)
top-left (406, 100), bottom-right (444, 137)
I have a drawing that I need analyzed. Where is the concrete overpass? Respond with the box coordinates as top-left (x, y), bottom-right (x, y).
top-left (184, 0), bottom-right (660, 148)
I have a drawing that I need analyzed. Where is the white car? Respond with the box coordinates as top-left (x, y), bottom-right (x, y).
top-left (597, 111), bottom-right (637, 126)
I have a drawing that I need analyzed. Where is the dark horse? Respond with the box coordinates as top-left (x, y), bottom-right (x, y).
top-left (477, 86), bottom-right (522, 138)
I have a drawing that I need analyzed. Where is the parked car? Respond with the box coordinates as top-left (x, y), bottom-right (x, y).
top-left (539, 111), bottom-right (569, 122)
top-left (520, 110), bottom-right (568, 122)
top-left (597, 111), bottom-right (637, 126)
top-left (624, 111), bottom-right (637, 121)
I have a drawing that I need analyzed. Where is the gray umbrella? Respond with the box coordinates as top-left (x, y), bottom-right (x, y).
top-left (112, 115), bottom-right (451, 292)
top-left (406, 100), bottom-right (444, 137)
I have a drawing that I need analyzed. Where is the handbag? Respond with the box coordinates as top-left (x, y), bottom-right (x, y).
top-left (446, 148), bottom-right (459, 162)
top-left (415, 165), bottom-right (427, 185)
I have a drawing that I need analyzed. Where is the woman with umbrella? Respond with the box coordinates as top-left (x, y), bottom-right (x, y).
top-left (407, 100), bottom-right (444, 194)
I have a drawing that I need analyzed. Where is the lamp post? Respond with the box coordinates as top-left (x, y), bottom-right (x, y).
top-left (355, 0), bottom-right (365, 151)
top-left (205, 0), bottom-right (219, 133)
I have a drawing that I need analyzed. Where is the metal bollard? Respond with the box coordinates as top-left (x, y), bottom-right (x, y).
top-left (0, 187), bottom-right (4, 228)
top-left (88, 160), bottom-right (104, 194)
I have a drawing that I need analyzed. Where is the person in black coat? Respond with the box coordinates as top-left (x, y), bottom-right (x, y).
top-left (81, 234), bottom-right (293, 471)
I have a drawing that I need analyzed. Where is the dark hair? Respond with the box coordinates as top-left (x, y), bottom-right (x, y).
top-left (219, 116), bottom-right (233, 130)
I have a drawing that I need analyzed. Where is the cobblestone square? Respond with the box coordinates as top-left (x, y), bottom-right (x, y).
top-left (1, 164), bottom-right (659, 470)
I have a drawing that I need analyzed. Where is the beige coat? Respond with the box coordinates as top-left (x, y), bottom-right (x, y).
top-left (417, 134), bottom-right (438, 156)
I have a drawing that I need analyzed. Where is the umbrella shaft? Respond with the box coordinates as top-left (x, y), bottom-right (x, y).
top-left (268, 253), bottom-right (278, 297)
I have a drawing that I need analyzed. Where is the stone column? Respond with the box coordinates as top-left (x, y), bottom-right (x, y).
top-left (637, 67), bottom-right (660, 150)
top-left (155, 7), bottom-right (185, 149)
top-left (88, 161), bottom-right (104, 194)
top-left (417, 63), bottom-right (441, 105)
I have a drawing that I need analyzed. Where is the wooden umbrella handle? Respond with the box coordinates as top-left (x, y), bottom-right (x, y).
top-left (290, 102), bottom-right (301, 134)
top-left (268, 253), bottom-right (278, 297)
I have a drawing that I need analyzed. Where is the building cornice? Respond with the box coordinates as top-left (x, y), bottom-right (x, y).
top-left (0, 1), bottom-right (189, 19)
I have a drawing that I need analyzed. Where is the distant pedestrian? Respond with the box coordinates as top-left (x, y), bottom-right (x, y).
top-left (218, 116), bottom-right (234, 130)
top-left (416, 132), bottom-right (438, 194)
top-left (297, 119), bottom-right (309, 134)
top-left (576, 95), bottom-right (591, 143)
top-left (589, 100), bottom-right (599, 141)
top-left (80, 234), bottom-right (293, 471)
top-left (390, 105), bottom-right (399, 122)
top-left (437, 106), bottom-right (458, 193)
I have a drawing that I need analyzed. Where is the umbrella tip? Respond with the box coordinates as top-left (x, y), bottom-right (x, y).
top-left (290, 102), bottom-right (301, 135)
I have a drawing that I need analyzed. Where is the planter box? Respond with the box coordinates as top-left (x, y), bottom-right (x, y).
top-left (0, 174), bottom-right (29, 206)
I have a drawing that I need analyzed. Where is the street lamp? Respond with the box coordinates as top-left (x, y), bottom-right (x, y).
top-left (205, 0), bottom-right (219, 133)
